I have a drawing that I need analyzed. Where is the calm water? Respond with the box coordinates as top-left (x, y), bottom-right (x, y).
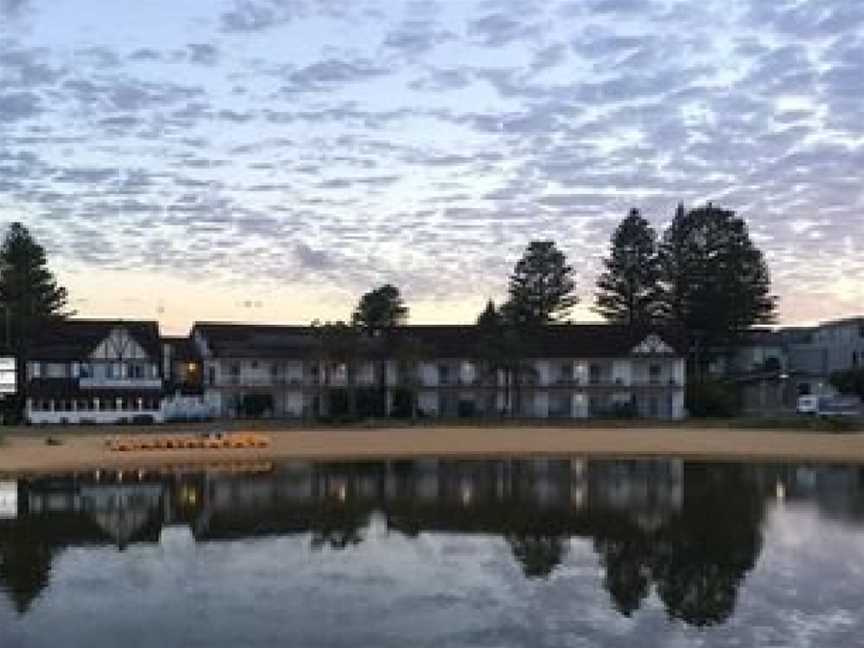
top-left (1, 458), bottom-right (863, 647)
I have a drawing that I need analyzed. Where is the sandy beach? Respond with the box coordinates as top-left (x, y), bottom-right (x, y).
top-left (1, 425), bottom-right (864, 474)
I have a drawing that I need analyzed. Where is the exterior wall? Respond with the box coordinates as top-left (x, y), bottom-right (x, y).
top-left (814, 320), bottom-right (864, 373)
top-left (191, 331), bottom-right (688, 421)
top-left (533, 391), bottom-right (549, 418)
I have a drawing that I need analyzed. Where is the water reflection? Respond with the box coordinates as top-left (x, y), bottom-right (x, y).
top-left (1, 459), bottom-right (863, 629)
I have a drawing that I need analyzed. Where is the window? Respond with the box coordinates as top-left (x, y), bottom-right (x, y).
top-left (79, 363), bottom-right (92, 378)
top-left (649, 364), bottom-right (662, 384)
top-left (31, 362), bottom-right (42, 378)
top-left (438, 364), bottom-right (451, 384)
top-left (208, 366), bottom-right (216, 385)
top-left (558, 363), bottom-right (573, 383)
top-left (589, 364), bottom-right (601, 385)
top-left (229, 363), bottom-right (240, 376)
top-left (129, 363), bottom-right (145, 378)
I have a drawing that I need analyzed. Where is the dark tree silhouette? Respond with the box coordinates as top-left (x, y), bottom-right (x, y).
top-left (503, 241), bottom-right (578, 327)
top-left (0, 222), bottom-right (70, 420)
top-left (507, 533), bottom-right (567, 579)
top-left (657, 203), bottom-right (776, 375)
top-left (651, 464), bottom-right (765, 627)
top-left (351, 284), bottom-right (408, 333)
top-left (595, 536), bottom-right (652, 617)
top-left (595, 208), bottom-right (661, 328)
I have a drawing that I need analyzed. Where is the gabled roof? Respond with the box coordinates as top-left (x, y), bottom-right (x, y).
top-left (191, 321), bottom-right (684, 359)
top-left (29, 319), bottom-right (161, 361)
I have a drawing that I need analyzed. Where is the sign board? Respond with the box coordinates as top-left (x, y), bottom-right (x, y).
top-left (0, 482), bottom-right (18, 519)
top-left (0, 357), bottom-right (15, 395)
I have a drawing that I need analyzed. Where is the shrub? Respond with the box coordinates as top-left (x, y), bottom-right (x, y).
top-left (687, 380), bottom-right (739, 417)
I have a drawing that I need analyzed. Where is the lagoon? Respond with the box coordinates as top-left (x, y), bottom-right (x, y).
top-left (1, 458), bottom-right (863, 647)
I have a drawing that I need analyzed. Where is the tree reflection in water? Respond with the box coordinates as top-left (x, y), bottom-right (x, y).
top-left (652, 464), bottom-right (765, 627)
top-left (593, 463), bottom-right (766, 626)
top-left (506, 534), bottom-right (567, 579)
top-left (0, 526), bottom-right (52, 615)
top-left (2, 459), bottom-right (850, 629)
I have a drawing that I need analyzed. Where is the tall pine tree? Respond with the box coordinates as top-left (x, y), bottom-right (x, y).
top-left (595, 208), bottom-right (661, 327)
top-left (0, 222), bottom-right (70, 418)
top-left (503, 241), bottom-right (578, 327)
top-left (656, 203), bottom-right (776, 368)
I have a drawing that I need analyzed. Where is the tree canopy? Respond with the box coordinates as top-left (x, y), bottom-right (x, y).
top-left (656, 203), bottom-right (776, 353)
top-left (503, 241), bottom-right (578, 327)
top-left (351, 284), bottom-right (408, 333)
top-left (0, 222), bottom-right (69, 350)
top-left (595, 208), bottom-right (661, 327)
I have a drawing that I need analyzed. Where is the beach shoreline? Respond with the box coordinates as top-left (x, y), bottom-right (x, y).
top-left (2, 425), bottom-right (864, 474)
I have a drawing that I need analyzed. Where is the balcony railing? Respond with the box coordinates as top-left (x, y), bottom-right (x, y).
top-left (79, 377), bottom-right (162, 389)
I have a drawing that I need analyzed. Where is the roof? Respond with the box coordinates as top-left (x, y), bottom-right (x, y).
top-left (161, 336), bottom-right (201, 362)
top-left (819, 316), bottom-right (864, 328)
top-left (29, 319), bottom-right (161, 361)
top-left (192, 322), bottom-right (685, 359)
top-left (193, 323), bottom-right (320, 357)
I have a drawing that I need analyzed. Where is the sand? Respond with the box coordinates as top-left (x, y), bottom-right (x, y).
top-left (1, 425), bottom-right (864, 474)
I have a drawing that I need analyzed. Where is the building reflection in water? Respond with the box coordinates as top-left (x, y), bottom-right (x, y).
top-left (1, 459), bottom-right (862, 626)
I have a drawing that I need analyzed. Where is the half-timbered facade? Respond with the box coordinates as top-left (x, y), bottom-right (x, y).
top-left (25, 320), bottom-right (165, 424)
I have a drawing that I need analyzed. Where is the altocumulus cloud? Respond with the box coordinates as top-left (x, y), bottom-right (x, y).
top-left (0, 0), bottom-right (862, 325)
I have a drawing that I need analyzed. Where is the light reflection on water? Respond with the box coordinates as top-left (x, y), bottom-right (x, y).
top-left (0, 458), bottom-right (863, 647)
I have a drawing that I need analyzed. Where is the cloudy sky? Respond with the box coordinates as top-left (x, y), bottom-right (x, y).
top-left (1, 0), bottom-right (862, 333)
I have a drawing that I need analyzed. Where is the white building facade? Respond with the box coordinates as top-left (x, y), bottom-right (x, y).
top-left (192, 323), bottom-right (687, 421)
top-left (25, 321), bottom-right (166, 425)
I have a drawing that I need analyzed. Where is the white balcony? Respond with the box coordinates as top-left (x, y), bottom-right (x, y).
top-left (79, 377), bottom-right (163, 389)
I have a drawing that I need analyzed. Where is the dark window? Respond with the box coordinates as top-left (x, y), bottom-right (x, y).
top-left (208, 366), bottom-right (216, 385)
top-left (438, 365), bottom-right (450, 384)
top-left (649, 364), bottom-right (662, 384)
top-left (230, 363), bottom-right (240, 376)
top-left (559, 363), bottom-right (573, 382)
top-left (589, 364), bottom-right (601, 385)
top-left (853, 351), bottom-right (859, 368)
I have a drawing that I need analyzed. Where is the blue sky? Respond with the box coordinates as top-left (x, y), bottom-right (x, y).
top-left (1, 0), bottom-right (862, 332)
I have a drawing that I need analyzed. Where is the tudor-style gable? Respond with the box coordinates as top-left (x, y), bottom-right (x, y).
top-left (631, 334), bottom-right (675, 356)
top-left (90, 327), bottom-right (152, 362)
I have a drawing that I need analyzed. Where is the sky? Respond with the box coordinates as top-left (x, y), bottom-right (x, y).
top-left (0, 0), bottom-right (862, 334)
